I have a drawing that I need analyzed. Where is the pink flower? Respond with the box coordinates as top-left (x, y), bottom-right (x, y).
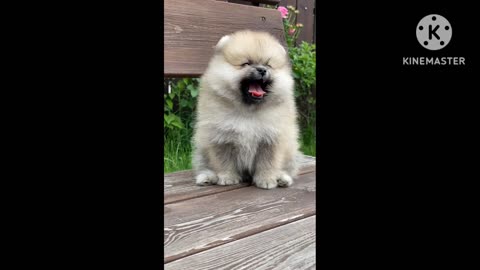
top-left (277, 6), bottom-right (288, 19)
top-left (288, 28), bottom-right (296, 35)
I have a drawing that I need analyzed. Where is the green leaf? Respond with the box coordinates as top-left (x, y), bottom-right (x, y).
top-left (170, 114), bottom-right (185, 129)
top-left (190, 88), bottom-right (198, 98)
top-left (171, 121), bottom-right (184, 129)
top-left (166, 99), bottom-right (173, 110)
top-left (180, 99), bottom-right (189, 108)
top-left (177, 81), bottom-right (185, 91)
top-left (164, 114), bottom-right (173, 124)
top-left (188, 85), bottom-right (198, 98)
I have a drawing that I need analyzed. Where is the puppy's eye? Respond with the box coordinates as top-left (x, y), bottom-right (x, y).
top-left (241, 62), bottom-right (250, 67)
top-left (266, 63), bottom-right (272, 68)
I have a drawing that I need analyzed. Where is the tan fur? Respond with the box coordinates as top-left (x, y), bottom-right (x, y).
top-left (192, 30), bottom-right (299, 189)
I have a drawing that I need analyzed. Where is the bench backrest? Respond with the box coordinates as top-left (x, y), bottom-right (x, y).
top-left (164, 0), bottom-right (286, 77)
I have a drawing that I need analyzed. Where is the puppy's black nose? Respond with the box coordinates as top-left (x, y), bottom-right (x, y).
top-left (256, 66), bottom-right (267, 76)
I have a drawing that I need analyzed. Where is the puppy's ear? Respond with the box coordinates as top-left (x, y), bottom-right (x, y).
top-left (279, 44), bottom-right (287, 55)
top-left (214, 35), bottom-right (230, 52)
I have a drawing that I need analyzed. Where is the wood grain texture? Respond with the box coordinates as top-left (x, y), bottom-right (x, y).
top-left (296, 154), bottom-right (316, 174)
top-left (296, 0), bottom-right (315, 44)
top-left (223, 0), bottom-right (281, 5)
top-left (164, 171), bottom-right (249, 204)
top-left (313, 0), bottom-right (316, 44)
top-left (164, 183), bottom-right (315, 262)
top-left (165, 216), bottom-right (316, 270)
top-left (278, 0), bottom-right (298, 9)
top-left (164, 155), bottom-right (315, 204)
top-left (290, 171), bottom-right (315, 191)
top-left (164, 0), bottom-right (286, 77)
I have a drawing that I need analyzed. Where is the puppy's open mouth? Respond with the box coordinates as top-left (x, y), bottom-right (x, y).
top-left (241, 79), bottom-right (271, 103)
top-left (248, 82), bottom-right (266, 98)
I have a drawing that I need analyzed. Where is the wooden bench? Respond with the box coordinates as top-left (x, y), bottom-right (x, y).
top-left (165, 0), bottom-right (286, 77)
top-left (164, 1), bottom-right (316, 268)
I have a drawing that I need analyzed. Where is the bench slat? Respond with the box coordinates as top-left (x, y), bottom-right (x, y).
top-left (217, 0), bottom-right (281, 5)
top-left (165, 171), bottom-right (250, 204)
top-left (165, 215), bottom-right (315, 270)
top-left (165, 0), bottom-right (286, 77)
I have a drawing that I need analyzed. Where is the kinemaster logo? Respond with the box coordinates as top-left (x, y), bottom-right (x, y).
top-left (403, 14), bottom-right (466, 66)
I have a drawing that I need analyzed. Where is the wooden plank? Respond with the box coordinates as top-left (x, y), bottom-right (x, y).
top-left (296, 0), bottom-right (315, 44)
top-left (226, 0), bottom-right (281, 5)
top-left (278, 0), bottom-right (297, 7)
top-left (225, 0), bottom-right (256, 6)
top-left (296, 154), bottom-right (316, 174)
top-left (165, 0), bottom-right (286, 77)
top-left (164, 170), bottom-right (249, 204)
top-left (165, 216), bottom-right (316, 270)
top-left (164, 184), bottom-right (316, 262)
top-left (164, 170), bottom-right (315, 204)
top-left (313, 1), bottom-right (316, 44)
top-left (290, 171), bottom-right (315, 191)
top-left (216, 1), bottom-right (281, 6)
top-left (247, 0), bottom-right (281, 5)
top-left (164, 155), bottom-right (315, 204)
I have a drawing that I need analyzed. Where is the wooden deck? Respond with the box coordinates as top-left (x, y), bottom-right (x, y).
top-left (164, 155), bottom-right (316, 269)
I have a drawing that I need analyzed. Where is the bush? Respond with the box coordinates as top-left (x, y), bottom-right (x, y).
top-left (280, 5), bottom-right (316, 129)
top-left (290, 41), bottom-right (316, 128)
top-left (163, 78), bottom-right (199, 133)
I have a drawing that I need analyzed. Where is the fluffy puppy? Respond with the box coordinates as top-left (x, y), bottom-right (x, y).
top-left (192, 30), bottom-right (299, 189)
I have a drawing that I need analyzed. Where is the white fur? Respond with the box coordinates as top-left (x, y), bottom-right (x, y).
top-left (192, 30), bottom-right (300, 190)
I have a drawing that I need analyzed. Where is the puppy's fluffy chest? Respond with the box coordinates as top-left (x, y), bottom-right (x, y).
top-left (210, 112), bottom-right (279, 146)
top-left (211, 115), bottom-right (278, 172)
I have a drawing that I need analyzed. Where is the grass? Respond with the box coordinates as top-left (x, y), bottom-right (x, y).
top-left (164, 122), bottom-right (316, 173)
top-left (299, 124), bottom-right (316, 157)
top-left (163, 128), bottom-right (193, 174)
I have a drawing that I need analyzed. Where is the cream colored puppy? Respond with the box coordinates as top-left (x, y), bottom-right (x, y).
top-left (192, 30), bottom-right (300, 189)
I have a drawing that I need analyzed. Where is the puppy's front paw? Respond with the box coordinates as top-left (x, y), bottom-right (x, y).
top-left (195, 170), bottom-right (218, 186)
top-left (254, 174), bottom-right (278, 190)
top-left (217, 172), bottom-right (241, 186)
top-left (277, 173), bottom-right (293, 187)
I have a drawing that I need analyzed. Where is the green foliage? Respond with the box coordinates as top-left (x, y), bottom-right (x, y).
top-left (164, 78), bottom-right (197, 172)
top-left (290, 42), bottom-right (316, 91)
top-left (282, 5), bottom-right (304, 48)
top-left (275, 5), bottom-right (317, 130)
top-left (163, 78), bottom-right (200, 131)
top-left (164, 127), bottom-right (194, 173)
top-left (299, 124), bottom-right (316, 157)
top-left (289, 41), bottom-right (316, 128)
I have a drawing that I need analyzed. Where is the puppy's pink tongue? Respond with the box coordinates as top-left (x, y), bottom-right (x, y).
top-left (248, 83), bottom-right (265, 97)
